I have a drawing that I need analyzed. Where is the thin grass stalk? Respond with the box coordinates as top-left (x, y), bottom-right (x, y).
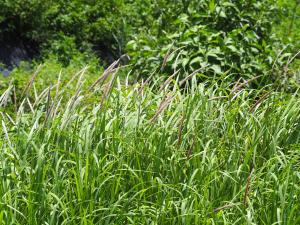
top-left (22, 65), bottom-right (42, 97)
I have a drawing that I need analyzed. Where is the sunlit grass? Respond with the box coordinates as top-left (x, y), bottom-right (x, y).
top-left (1, 66), bottom-right (300, 224)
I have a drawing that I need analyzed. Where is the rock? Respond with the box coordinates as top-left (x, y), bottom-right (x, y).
top-left (0, 41), bottom-right (30, 76)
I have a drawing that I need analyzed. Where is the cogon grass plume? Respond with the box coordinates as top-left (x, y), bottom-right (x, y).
top-left (0, 66), bottom-right (300, 224)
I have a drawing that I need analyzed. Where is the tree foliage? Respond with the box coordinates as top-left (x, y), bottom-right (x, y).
top-left (127, 0), bottom-right (281, 81)
top-left (0, 0), bottom-right (296, 85)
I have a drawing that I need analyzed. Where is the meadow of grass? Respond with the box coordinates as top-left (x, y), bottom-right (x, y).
top-left (1, 64), bottom-right (300, 224)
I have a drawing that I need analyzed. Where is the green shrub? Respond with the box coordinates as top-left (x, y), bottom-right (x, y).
top-left (126, 0), bottom-right (282, 83)
top-left (0, 0), bottom-right (126, 60)
top-left (0, 0), bottom-right (297, 89)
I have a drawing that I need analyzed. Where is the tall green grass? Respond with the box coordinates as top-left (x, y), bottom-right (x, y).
top-left (1, 66), bottom-right (300, 224)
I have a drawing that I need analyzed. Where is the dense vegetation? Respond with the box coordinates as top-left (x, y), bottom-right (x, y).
top-left (1, 0), bottom-right (300, 224)
top-left (2, 72), bottom-right (300, 224)
top-left (0, 0), bottom-right (299, 86)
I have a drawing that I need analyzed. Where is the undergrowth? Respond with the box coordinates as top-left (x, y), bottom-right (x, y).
top-left (1, 65), bottom-right (300, 224)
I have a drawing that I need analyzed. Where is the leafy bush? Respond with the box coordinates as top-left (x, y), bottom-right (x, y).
top-left (0, 0), bottom-right (297, 89)
top-left (0, 0), bottom-right (126, 61)
top-left (126, 0), bottom-right (281, 82)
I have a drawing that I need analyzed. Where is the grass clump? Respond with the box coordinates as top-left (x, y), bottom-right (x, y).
top-left (1, 66), bottom-right (300, 224)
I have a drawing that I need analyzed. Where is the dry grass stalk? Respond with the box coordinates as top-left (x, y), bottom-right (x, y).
top-left (231, 77), bottom-right (243, 93)
top-left (62, 67), bottom-right (88, 92)
top-left (231, 89), bottom-right (244, 101)
top-left (161, 42), bottom-right (174, 71)
top-left (161, 45), bottom-right (186, 72)
top-left (159, 69), bottom-right (181, 92)
top-left (108, 64), bottom-right (132, 76)
top-left (3, 113), bottom-right (16, 126)
top-left (173, 49), bottom-right (185, 73)
top-left (100, 69), bottom-right (119, 106)
top-left (33, 86), bottom-right (55, 108)
top-left (0, 85), bottom-right (13, 107)
top-left (244, 168), bottom-right (254, 205)
top-left (213, 204), bottom-right (236, 213)
top-left (138, 71), bottom-right (155, 96)
top-left (26, 98), bottom-right (35, 113)
top-left (186, 136), bottom-right (196, 159)
top-left (179, 67), bottom-right (205, 87)
top-left (52, 97), bottom-right (62, 118)
top-left (230, 75), bottom-right (263, 95)
top-left (22, 65), bottom-right (42, 96)
top-left (250, 92), bottom-right (271, 113)
top-left (16, 99), bottom-right (26, 119)
top-left (69, 83), bottom-right (83, 111)
top-left (150, 93), bottom-right (175, 123)
top-left (89, 59), bottom-right (120, 92)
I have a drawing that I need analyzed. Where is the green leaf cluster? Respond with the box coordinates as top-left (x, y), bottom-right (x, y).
top-left (0, 0), bottom-right (126, 63)
top-left (126, 0), bottom-right (281, 81)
